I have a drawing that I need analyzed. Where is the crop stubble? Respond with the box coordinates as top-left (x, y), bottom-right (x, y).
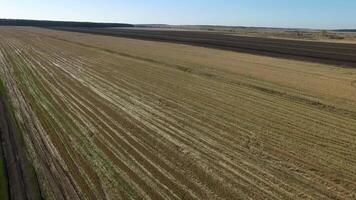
top-left (0, 27), bottom-right (356, 199)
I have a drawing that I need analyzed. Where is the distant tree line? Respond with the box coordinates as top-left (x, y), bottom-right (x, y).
top-left (0, 19), bottom-right (134, 28)
top-left (334, 29), bottom-right (356, 32)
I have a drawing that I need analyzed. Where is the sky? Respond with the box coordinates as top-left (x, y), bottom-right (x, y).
top-left (0, 0), bottom-right (355, 29)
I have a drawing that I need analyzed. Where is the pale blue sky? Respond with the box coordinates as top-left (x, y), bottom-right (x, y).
top-left (0, 0), bottom-right (355, 29)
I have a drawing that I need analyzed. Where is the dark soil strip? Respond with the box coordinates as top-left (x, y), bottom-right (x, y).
top-left (0, 93), bottom-right (42, 200)
top-left (0, 135), bottom-right (9, 199)
top-left (54, 28), bottom-right (356, 68)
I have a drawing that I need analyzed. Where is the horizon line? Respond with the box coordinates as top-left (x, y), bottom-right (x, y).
top-left (1, 18), bottom-right (355, 31)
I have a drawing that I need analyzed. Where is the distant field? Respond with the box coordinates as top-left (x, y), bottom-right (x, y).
top-left (136, 25), bottom-right (356, 43)
top-left (57, 27), bottom-right (356, 67)
top-left (1, 27), bottom-right (356, 199)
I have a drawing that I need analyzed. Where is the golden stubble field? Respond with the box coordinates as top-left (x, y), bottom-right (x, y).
top-left (0, 27), bottom-right (356, 199)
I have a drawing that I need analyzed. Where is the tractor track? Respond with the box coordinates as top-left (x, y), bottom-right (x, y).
top-left (0, 94), bottom-right (41, 200)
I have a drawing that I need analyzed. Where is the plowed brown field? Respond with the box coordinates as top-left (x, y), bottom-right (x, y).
top-left (56, 27), bottom-right (356, 67)
top-left (1, 27), bottom-right (356, 199)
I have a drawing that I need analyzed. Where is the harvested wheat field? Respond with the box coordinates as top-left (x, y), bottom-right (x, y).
top-left (1, 27), bottom-right (356, 199)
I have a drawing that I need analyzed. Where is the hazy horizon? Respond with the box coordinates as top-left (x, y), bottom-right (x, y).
top-left (1, 0), bottom-right (356, 29)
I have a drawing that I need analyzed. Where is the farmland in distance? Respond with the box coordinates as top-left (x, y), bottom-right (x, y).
top-left (0, 27), bottom-right (356, 199)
